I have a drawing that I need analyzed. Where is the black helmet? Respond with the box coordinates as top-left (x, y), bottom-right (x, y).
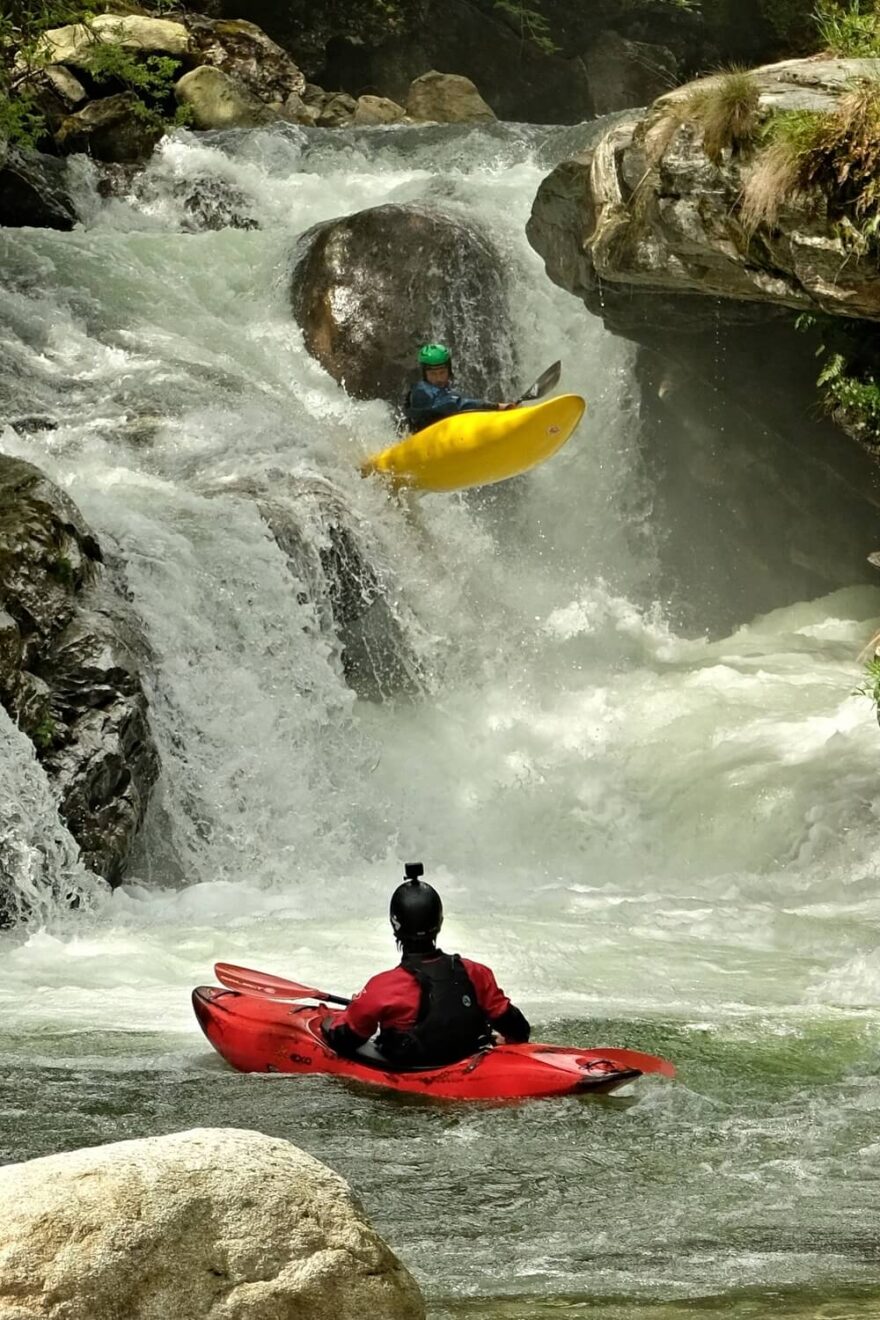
top-left (390, 862), bottom-right (443, 942)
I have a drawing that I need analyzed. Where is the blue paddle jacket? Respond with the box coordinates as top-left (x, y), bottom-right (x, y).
top-left (405, 379), bottom-right (497, 434)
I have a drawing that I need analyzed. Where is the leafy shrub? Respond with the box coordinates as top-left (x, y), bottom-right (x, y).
top-left (813, 0), bottom-right (880, 56)
top-left (1, 1), bottom-right (189, 149)
top-left (492, 0), bottom-right (558, 54)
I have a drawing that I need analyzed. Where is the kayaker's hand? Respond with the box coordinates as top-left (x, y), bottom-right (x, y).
top-left (497, 402), bottom-right (517, 411)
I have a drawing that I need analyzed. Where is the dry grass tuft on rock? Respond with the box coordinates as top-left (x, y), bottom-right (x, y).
top-left (689, 68), bottom-right (762, 163)
top-left (741, 109), bottom-right (828, 228)
top-left (646, 68), bottom-right (761, 168)
top-left (742, 78), bottom-right (880, 233)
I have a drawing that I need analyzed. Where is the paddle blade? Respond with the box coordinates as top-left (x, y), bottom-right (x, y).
top-left (214, 962), bottom-right (350, 1006)
top-left (517, 359), bottom-right (561, 404)
top-left (599, 1047), bottom-right (676, 1079)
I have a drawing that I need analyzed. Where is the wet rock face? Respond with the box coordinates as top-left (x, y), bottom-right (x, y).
top-left (0, 457), bottom-right (158, 884)
top-left (582, 31), bottom-right (678, 115)
top-left (210, 475), bottom-right (425, 701)
top-left (0, 146), bottom-right (76, 230)
top-left (524, 86), bottom-right (880, 634)
top-left (291, 202), bottom-right (514, 407)
top-left (55, 92), bottom-right (164, 164)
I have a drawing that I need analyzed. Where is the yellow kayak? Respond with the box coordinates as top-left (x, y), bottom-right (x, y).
top-left (361, 394), bottom-right (586, 493)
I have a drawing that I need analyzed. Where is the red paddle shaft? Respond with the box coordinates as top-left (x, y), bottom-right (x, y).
top-left (214, 962), bottom-right (350, 1006)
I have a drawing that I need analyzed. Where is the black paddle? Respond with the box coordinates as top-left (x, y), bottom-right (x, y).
top-left (515, 359), bottom-right (561, 405)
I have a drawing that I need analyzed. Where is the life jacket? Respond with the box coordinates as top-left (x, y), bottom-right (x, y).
top-left (379, 951), bottom-right (492, 1067)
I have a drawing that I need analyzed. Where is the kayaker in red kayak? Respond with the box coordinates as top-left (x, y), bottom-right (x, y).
top-left (323, 862), bottom-right (530, 1067)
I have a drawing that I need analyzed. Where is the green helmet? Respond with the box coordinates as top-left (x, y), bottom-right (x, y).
top-left (418, 343), bottom-right (451, 368)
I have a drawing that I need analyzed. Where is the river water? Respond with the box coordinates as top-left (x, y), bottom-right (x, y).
top-left (1, 121), bottom-right (880, 1318)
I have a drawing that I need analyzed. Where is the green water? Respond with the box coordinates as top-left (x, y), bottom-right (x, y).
top-left (3, 1012), bottom-right (878, 1315)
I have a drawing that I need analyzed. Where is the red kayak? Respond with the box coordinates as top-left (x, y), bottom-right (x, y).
top-left (192, 984), bottom-right (675, 1101)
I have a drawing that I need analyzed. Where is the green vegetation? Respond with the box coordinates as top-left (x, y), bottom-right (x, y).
top-left (48, 553), bottom-right (77, 588)
top-left (818, 353), bottom-right (880, 435)
top-left (1, 0), bottom-right (187, 151)
top-left (794, 314), bottom-right (880, 447)
top-left (492, 0), bottom-right (557, 54)
top-left (83, 39), bottom-right (190, 131)
top-left (31, 713), bottom-right (58, 750)
top-left (813, 0), bottom-right (880, 56)
top-left (743, 80), bottom-right (880, 237)
top-left (856, 655), bottom-right (880, 710)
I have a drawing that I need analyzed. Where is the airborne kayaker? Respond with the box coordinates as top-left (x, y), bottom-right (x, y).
top-left (405, 343), bottom-right (515, 434)
top-left (322, 862), bottom-right (531, 1067)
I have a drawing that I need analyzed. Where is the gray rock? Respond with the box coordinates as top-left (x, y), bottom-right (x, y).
top-left (0, 456), bottom-right (158, 887)
top-left (34, 14), bottom-right (190, 67)
top-left (406, 69), bottom-right (495, 123)
top-left (185, 15), bottom-right (306, 106)
top-left (55, 93), bottom-right (163, 164)
top-left (0, 146), bottom-right (76, 229)
top-left (42, 63), bottom-right (88, 109)
top-left (354, 94), bottom-right (406, 126)
top-left (583, 30), bottom-right (678, 114)
top-left (291, 201), bottom-right (514, 406)
top-left (317, 92), bottom-right (358, 127)
top-left (283, 91), bottom-right (319, 125)
top-left (175, 65), bottom-right (278, 130)
top-left (0, 1128), bottom-right (426, 1320)
top-left (527, 57), bottom-right (880, 329)
top-left (209, 476), bottom-right (424, 701)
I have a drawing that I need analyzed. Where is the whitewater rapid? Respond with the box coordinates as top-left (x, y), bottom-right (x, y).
top-left (2, 120), bottom-right (880, 1315)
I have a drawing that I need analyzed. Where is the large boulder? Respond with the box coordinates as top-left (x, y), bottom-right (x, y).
top-left (185, 16), bottom-right (306, 108)
top-left (0, 456), bottom-right (158, 884)
top-left (406, 69), bottom-right (495, 123)
top-left (291, 202), bottom-right (514, 406)
top-left (0, 1128), bottom-right (425, 1320)
top-left (175, 65), bottom-right (277, 129)
top-left (54, 92), bottom-right (163, 163)
top-left (527, 58), bottom-right (880, 334)
top-left (33, 14), bottom-right (190, 67)
top-left (0, 146), bottom-right (76, 229)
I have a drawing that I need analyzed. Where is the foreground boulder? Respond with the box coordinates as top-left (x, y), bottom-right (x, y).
top-left (0, 456), bottom-right (158, 882)
top-left (0, 1127), bottom-right (425, 1320)
top-left (291, 202), bottom-right (513, 406)
top-left (406, 70), bottom-right (495, 123)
